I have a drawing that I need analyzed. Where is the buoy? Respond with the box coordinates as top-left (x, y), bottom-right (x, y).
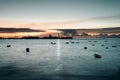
top-left (89, 41), bottom-right (91, 42)
top-left (71, 41), bottom-right (74, 44)
top-left (26, 48), bottom-right (30, 52)
top-left (76, 42), bottom-right (80, 44)
top-left (105, 40), bottom-right (107, 42)
top-left (92, 44), bottom-right (95, 46)
top-left (106, 47), bottom-right (108, 49)
top-left (84, 47), bottom-right (87, 49)
top-left (51, 42), bottom-right (56, 44)
top-left (7, 45), bottom-right (11, 47)
top-left (94, 54), bottom-right (102, 58)
top-left (65, 42), bottom-right (69, 44)
top-left (101, 44), bottom-right (104, 46)
top-left (94, 41), bottom-right (97, 42)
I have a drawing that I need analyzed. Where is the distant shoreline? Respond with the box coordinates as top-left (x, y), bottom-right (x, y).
top-left (0, 37), bottom-right (119, 40)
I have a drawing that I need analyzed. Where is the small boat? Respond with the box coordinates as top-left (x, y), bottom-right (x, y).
top-left (94, 54), bottom-right (102, 58)
top-left (26, 48), bottom-right (30, 52)
top-left (112, 46), bottom-right (117, 48)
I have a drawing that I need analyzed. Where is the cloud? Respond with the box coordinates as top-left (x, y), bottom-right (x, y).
top-left (59, 27), bottom-right (120, 35)
top-left (0, 15), bottom-right (120, 29)
top-left (0, 28), bottom-right (44, 33)
top-left (22, 15), bottom-right (120, 29)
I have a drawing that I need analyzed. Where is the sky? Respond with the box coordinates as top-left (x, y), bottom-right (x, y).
top-left (0, 0), bottom-right (120, 29)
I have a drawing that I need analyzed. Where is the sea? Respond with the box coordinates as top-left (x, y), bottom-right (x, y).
top-left (0, 38), bottom-right (120, 80)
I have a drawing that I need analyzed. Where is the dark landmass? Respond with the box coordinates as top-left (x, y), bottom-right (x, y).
top-left (1, 36), bottom-right (73, 39)
top-left (0, 28), bottom-right (44, 33)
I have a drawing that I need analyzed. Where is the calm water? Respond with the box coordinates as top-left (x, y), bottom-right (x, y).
top-left (0, 38), bottom-right (120, 80)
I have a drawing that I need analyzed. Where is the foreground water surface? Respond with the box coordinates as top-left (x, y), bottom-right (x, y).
top-left (0, 38), bottom-right (120, 80)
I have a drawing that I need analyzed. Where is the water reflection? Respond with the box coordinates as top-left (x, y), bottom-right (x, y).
top-left (57, 39), bottom-right (61, 60)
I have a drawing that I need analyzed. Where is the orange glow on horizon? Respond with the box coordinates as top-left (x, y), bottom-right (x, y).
top-left (0, 31), bottom-right (58, 38)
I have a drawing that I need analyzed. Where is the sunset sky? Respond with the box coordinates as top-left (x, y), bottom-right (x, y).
top-left (0, 0), bottom-right (120, 30)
